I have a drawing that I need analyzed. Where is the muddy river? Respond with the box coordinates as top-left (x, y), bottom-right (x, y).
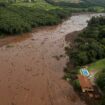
top-left (0, 13), bottom-right (104, 105)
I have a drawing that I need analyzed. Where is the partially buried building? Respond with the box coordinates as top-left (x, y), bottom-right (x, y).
top-left (78, 75), bottom-right (94, 92)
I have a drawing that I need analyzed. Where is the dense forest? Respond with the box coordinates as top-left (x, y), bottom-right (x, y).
top-left (46, 0), bottom-right (105, 12)
top-left (0, 0), bottom-right (71, 35)
top-left (66, 16), bottom-right (105, 66)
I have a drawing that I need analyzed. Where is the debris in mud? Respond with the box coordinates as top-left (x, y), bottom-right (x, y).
top-left (59, 54), bottom-right (65, 58)
top-left (65, 31), bottom-right (80, 43)
top-left (28, 45), bottom-right (32, 48)
top-left (52, 55), bottom-right (60, 61)
top-left (31, 38), bottom-right (35, 41)
top-left (11, 102), bottom-right (15, 105)
top-left (6, 44), bottom-right (14, 48)
top-left (23, 87), bottom-right (30, 91)
top-left (60, 29), bottom-right (65, 33)
top-left (41, 41), bottom-right (45, 45)
top-left (69, 95), bottom-right (77, 102)
top-left (52, 54), bottom-right (65, 61)
top-left (32, 73), bottom-right (40, 77)
top-left (25, 68), bottom-right (32, 72)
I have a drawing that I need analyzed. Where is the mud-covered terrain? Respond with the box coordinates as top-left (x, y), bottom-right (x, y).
top-left (0, 14), bottom-right (103, 105)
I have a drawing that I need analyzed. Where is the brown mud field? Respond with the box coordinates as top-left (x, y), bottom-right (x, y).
top-left (0, 14), bottom-right (104, 105)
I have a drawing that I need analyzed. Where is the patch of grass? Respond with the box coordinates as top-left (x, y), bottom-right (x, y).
top-left (12, 0), bottom-right (60, 10)
top-left (88, 59), bottom-right (105, 71)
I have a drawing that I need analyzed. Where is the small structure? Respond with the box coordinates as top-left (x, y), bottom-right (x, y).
top-left (78, 75), bottom-right (94, 92)
top-left (80, 68), bottom-right (90, 77)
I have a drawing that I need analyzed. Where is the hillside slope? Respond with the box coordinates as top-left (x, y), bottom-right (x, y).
top-left (46, 0), bottom-right (105, 7)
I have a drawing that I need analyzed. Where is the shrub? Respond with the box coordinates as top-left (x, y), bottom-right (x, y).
top-left (96, 69), bottom-right (105, 93)
top-left (0, 2), bottom-right (9, 7)
top-left (72, 80), bottom-right (81, 90)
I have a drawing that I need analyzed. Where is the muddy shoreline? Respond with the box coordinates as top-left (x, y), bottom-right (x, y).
top-left (65, 31), bottom-right (81, 43)
top-left (0, 25), bottom-right (59, 47)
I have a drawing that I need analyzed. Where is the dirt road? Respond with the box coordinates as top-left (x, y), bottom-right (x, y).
top-left (0, 14), bottom-right (103, 105)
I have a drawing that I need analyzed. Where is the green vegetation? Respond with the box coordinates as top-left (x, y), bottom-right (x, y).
top-left (66, 16), bottom-right (105, 66)
top-left (0, 0), bottom-right (71, 35)
top-left (96, 68), bottom-right (105, 105)
top-left (88, 59), bottom-right (105, 71)
top-left (65, 16), bottom-right (105, 105)
top-left (46, 0), bottom-right (105, 12)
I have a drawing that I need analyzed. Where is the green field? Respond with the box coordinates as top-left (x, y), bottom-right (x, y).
top-left (46, 0), bottom-right (105, 10)
top-left (13, 0), bottom-right (60, 10)
top-left (88, 59), bottom-right (105, 71)
top-left (0, 0), bottom-right (60, 10)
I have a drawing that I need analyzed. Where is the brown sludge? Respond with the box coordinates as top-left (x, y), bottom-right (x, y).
top-left (0, 14), bottom-right (103, 105)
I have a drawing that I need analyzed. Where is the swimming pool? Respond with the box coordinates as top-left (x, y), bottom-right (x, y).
top-left (81, 69), bottom-right (90, 76)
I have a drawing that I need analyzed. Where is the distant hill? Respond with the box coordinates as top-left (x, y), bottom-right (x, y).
top-left (53, 0), bottom-right (80, 3)
top-left (53, 0), bottom-right (105, 4)
top-left (1, 0), bottom-right (105, 7)
top-left (46, 0), bottom-right (105, 7)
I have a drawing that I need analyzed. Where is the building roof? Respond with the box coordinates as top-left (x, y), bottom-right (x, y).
top-left (78, 75), bottom-right (93, 89)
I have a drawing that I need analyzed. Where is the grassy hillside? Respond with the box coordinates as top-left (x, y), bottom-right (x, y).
top-left (46, 0), bottom-right (105, 8)
top-left (88, 59), bottom-right (105, 71)
top-left (53, 0), bottom-right (80, 3)
top-left (0, 0), bottom-right (60, 10)
top-left (0, 0), bottom-right (71, 35)
top-left (13, 0), bottom-right (60, 10)
top-left (53, 0), bottom-right (105, 6)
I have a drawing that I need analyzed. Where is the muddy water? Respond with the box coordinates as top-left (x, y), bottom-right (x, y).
top-left (0, 14), bottom-right (104, 105)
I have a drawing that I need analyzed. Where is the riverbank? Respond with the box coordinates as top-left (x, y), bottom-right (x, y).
top-left (0, 25), bottom-right (59, 47)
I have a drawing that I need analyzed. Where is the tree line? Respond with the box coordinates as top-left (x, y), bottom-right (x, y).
top-left (0, 3), bottom-right (71, 35)
top-left (0, 0), bottom-right (35, 3)
top-left (66, 16), bottom-right (105, 66)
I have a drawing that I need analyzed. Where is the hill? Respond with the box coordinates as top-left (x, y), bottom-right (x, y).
top-left (0, 0), bottom-right (59, 10)
top-left (0, 0), bottom-right (71, 35)
top-left (46, 0), bottom-right (105, 8)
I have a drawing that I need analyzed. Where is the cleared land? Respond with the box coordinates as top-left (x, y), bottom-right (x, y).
top-left (88, 59), bottom-right (105, 71)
